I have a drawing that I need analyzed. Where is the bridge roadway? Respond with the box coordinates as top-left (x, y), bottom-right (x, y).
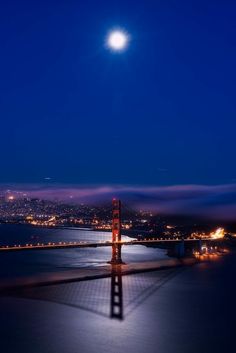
top-left (0, 237), bottom-right (213, 252)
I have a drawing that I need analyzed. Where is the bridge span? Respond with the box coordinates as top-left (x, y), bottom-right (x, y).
top-left (0, 237), bottom-right (214, 253)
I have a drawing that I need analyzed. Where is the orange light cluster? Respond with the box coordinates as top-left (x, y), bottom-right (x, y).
top-left (210, 227), bottom-right (225, 239)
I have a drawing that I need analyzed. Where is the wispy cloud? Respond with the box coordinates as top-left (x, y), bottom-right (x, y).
top-left (1, 183), bottom-right (236, 221)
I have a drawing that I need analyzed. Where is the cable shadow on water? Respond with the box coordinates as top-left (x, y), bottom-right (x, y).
top-left (2, 265), bottom-right (185, 321)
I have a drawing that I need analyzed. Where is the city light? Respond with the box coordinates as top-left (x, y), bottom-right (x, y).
top-left (210, 228), bottom-right (225, 239)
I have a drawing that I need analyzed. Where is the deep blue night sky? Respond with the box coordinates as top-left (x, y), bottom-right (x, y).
top-left (1, 0), bottom-right (236, 186)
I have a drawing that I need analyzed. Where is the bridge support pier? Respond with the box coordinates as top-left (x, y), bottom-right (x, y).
top-left (197, 239), bottom-right (202, 254)
top-left (110, 243), bottom-right (123, 264)
top-left (175, 239), bottom-right (185, 258)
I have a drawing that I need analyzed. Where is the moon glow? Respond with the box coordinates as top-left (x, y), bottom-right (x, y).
top-left (107, 30), bottom-right (129, 51)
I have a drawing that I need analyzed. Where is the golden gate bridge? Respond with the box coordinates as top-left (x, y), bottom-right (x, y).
top-left (0, 199), bottom-right (227, 320)
top-left (0, 199), bottom-right (224, 262)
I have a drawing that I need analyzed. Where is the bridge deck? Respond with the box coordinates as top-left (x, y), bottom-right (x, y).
top-left (0, 238), bottom-right (212, 252)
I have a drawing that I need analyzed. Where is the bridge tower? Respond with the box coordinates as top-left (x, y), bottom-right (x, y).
top-left (110, 199), bottom-right (123, 264)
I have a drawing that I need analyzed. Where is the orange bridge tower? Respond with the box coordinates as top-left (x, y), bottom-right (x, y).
top-left (110, 199), bottom-right (123, 264)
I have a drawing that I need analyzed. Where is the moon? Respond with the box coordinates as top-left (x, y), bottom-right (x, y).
top-left (107, 30), bottom-right (129, 51)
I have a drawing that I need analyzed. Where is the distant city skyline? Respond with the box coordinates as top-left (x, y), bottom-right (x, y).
top-left (1, 182), bottom-right (236, 220)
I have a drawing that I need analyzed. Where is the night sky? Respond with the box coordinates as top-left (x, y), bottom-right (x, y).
top-left (1, 0), bottom-right (236, 187)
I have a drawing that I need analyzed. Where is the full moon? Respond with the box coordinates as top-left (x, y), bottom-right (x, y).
top-left (107, 30), bottom-right (129, 51)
